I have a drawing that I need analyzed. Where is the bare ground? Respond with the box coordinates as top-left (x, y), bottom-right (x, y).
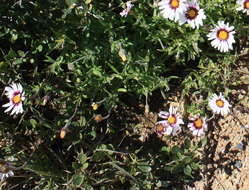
top-left (187, 61), bottom-right (249, 190)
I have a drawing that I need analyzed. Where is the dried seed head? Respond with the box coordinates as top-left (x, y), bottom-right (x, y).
top-left (94, 114), bottom-right (103, 123)
top-left (0, 161), bottom-right (10, 173)
top-left (60, 129), bottom-right (67, 139)
top-left (42, 95), bottom-right (50, 106)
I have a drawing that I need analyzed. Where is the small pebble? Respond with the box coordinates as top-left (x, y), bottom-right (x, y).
top-left (238, 94), bottom-right (244, 100)
top-left (243, 125), bottom-right (249, 129)
top-left (234, 160), bottom-right (242, 169)
top-left (241, 90), bottom-right (246, 94)
top-left (235, 142), bottom-right (244, 150)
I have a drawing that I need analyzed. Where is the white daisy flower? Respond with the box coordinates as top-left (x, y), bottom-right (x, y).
top-left (207, 21), bottom-right (236, 53)
top-left (158, 106), bottom-right (184, 135)
top-left (158, 0), bottom-right (186, 22)
top-left (0, 161), bottom-right (14, 180)
top-left (120, 1), bottom-right (134, 17)
top-left (188, 116), bottom-right (207, 136)
top-left (237, 0), bottom-right (249, 15)
top-left (208, 93), bottom-right (231, 116)
top-left (179, 0), bottom-right (206, 29)
top-left (0, 170), bottom-right (14, 180)
top-left (154, 120), bottom-right (173, 135)
top-left (2, 83), bottom-right (25, 115)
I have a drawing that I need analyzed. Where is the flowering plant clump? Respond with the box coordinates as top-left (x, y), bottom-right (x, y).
top-left (0, 0), bottom-right (246, 189)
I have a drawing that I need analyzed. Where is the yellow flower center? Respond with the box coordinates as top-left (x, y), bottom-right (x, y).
top-left (170, 0), bottom-right (179, 9)
top-left (0, 161), bottom-right (9, 173)
top-left (91, 103), bottom-right (99, 110)
top-left (244, 1), bottom-right (249, 9)
top-left (168, 115), bottom-right (176, 125)
top-left (12, 94), bottom-right (21, 104)
top-left (194, 118), bottom-right (203, 129)
top-left (216, 99), bottom-right (224, 108)
top-left (156, 124), bottom-right (164, 133)
top-left (186, 8), bottom-right (198, 19)
top-left (217, 29), bottom-right (229, 40)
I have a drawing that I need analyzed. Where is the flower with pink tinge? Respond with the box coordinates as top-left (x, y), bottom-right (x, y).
top-left (158, 0), bottom-right (187, 22)
top-left (188, 116), bottom-right (207, 136)
top-left (157, 106), bottom-right (184, 136)
top-left (0, 161), bottom-right (14, 181)
top-left (2, 83), bottom-right (25, 115)
top-left (207, 21), bottom-right (235, 52)
top-left (178, 0), bottom-right (206, 29)
top-left (208, 93), bottom-right (231, 116)
top-left (237, 0), bottom-right (249, 15)
top-left (154, 120), bottom-right (173, 135)
top-left (120, 1), bottom-right (134, 17)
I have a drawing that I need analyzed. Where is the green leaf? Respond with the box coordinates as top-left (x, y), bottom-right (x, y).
top-left (92, 68), bottom-right (102, 77)
top-left (82, 163), bottom-right (89, 170)
top-left (138, 164), bottom-right (151, 173)
top-left (65, 0), bottom-right (77, 7)
top-left (117, 88), bottom-right (127, 92)
top-left (85, 0), bottom-right (92, 4)
top-left (78, 153), bottom-right (87, 164)
top-left (172, 146), bottom-right (181, 154)
top-left (190, 162), bottom-right (200, 170)
top-left (68, 62), bottom-right (75, 70)
top-left (72, 162), bottom-right (82, 170)
top-left (92, 151), bottom-right (105, 162)
top-left (0, 61), bottom-right (7, 69)
top-left (161, 146), bottom-right (170, 154)
top-left (72, 175), bottom-right (84, 187)
top-left (29, 119), bottom-right (38, 128)
top-left (184, 139), bottom-right (191, 149)
top-left (6, 49), bottom-right (17, 59)
top-left (89, 130), bottom-right (96, 140)
top-left (79, 116), bottom-right (86, 127)
top-left (11, 33), bottom-right (18, 42)
top-left (198, 137), bottom-right (207, 147)
top-left (37, 45), bottom-right (43, 52)
top-left (184, 165), bottom-right (192, 177)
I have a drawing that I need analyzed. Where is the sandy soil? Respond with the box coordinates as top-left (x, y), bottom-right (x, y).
top-left (187, 63), bottom-right (249, 190)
